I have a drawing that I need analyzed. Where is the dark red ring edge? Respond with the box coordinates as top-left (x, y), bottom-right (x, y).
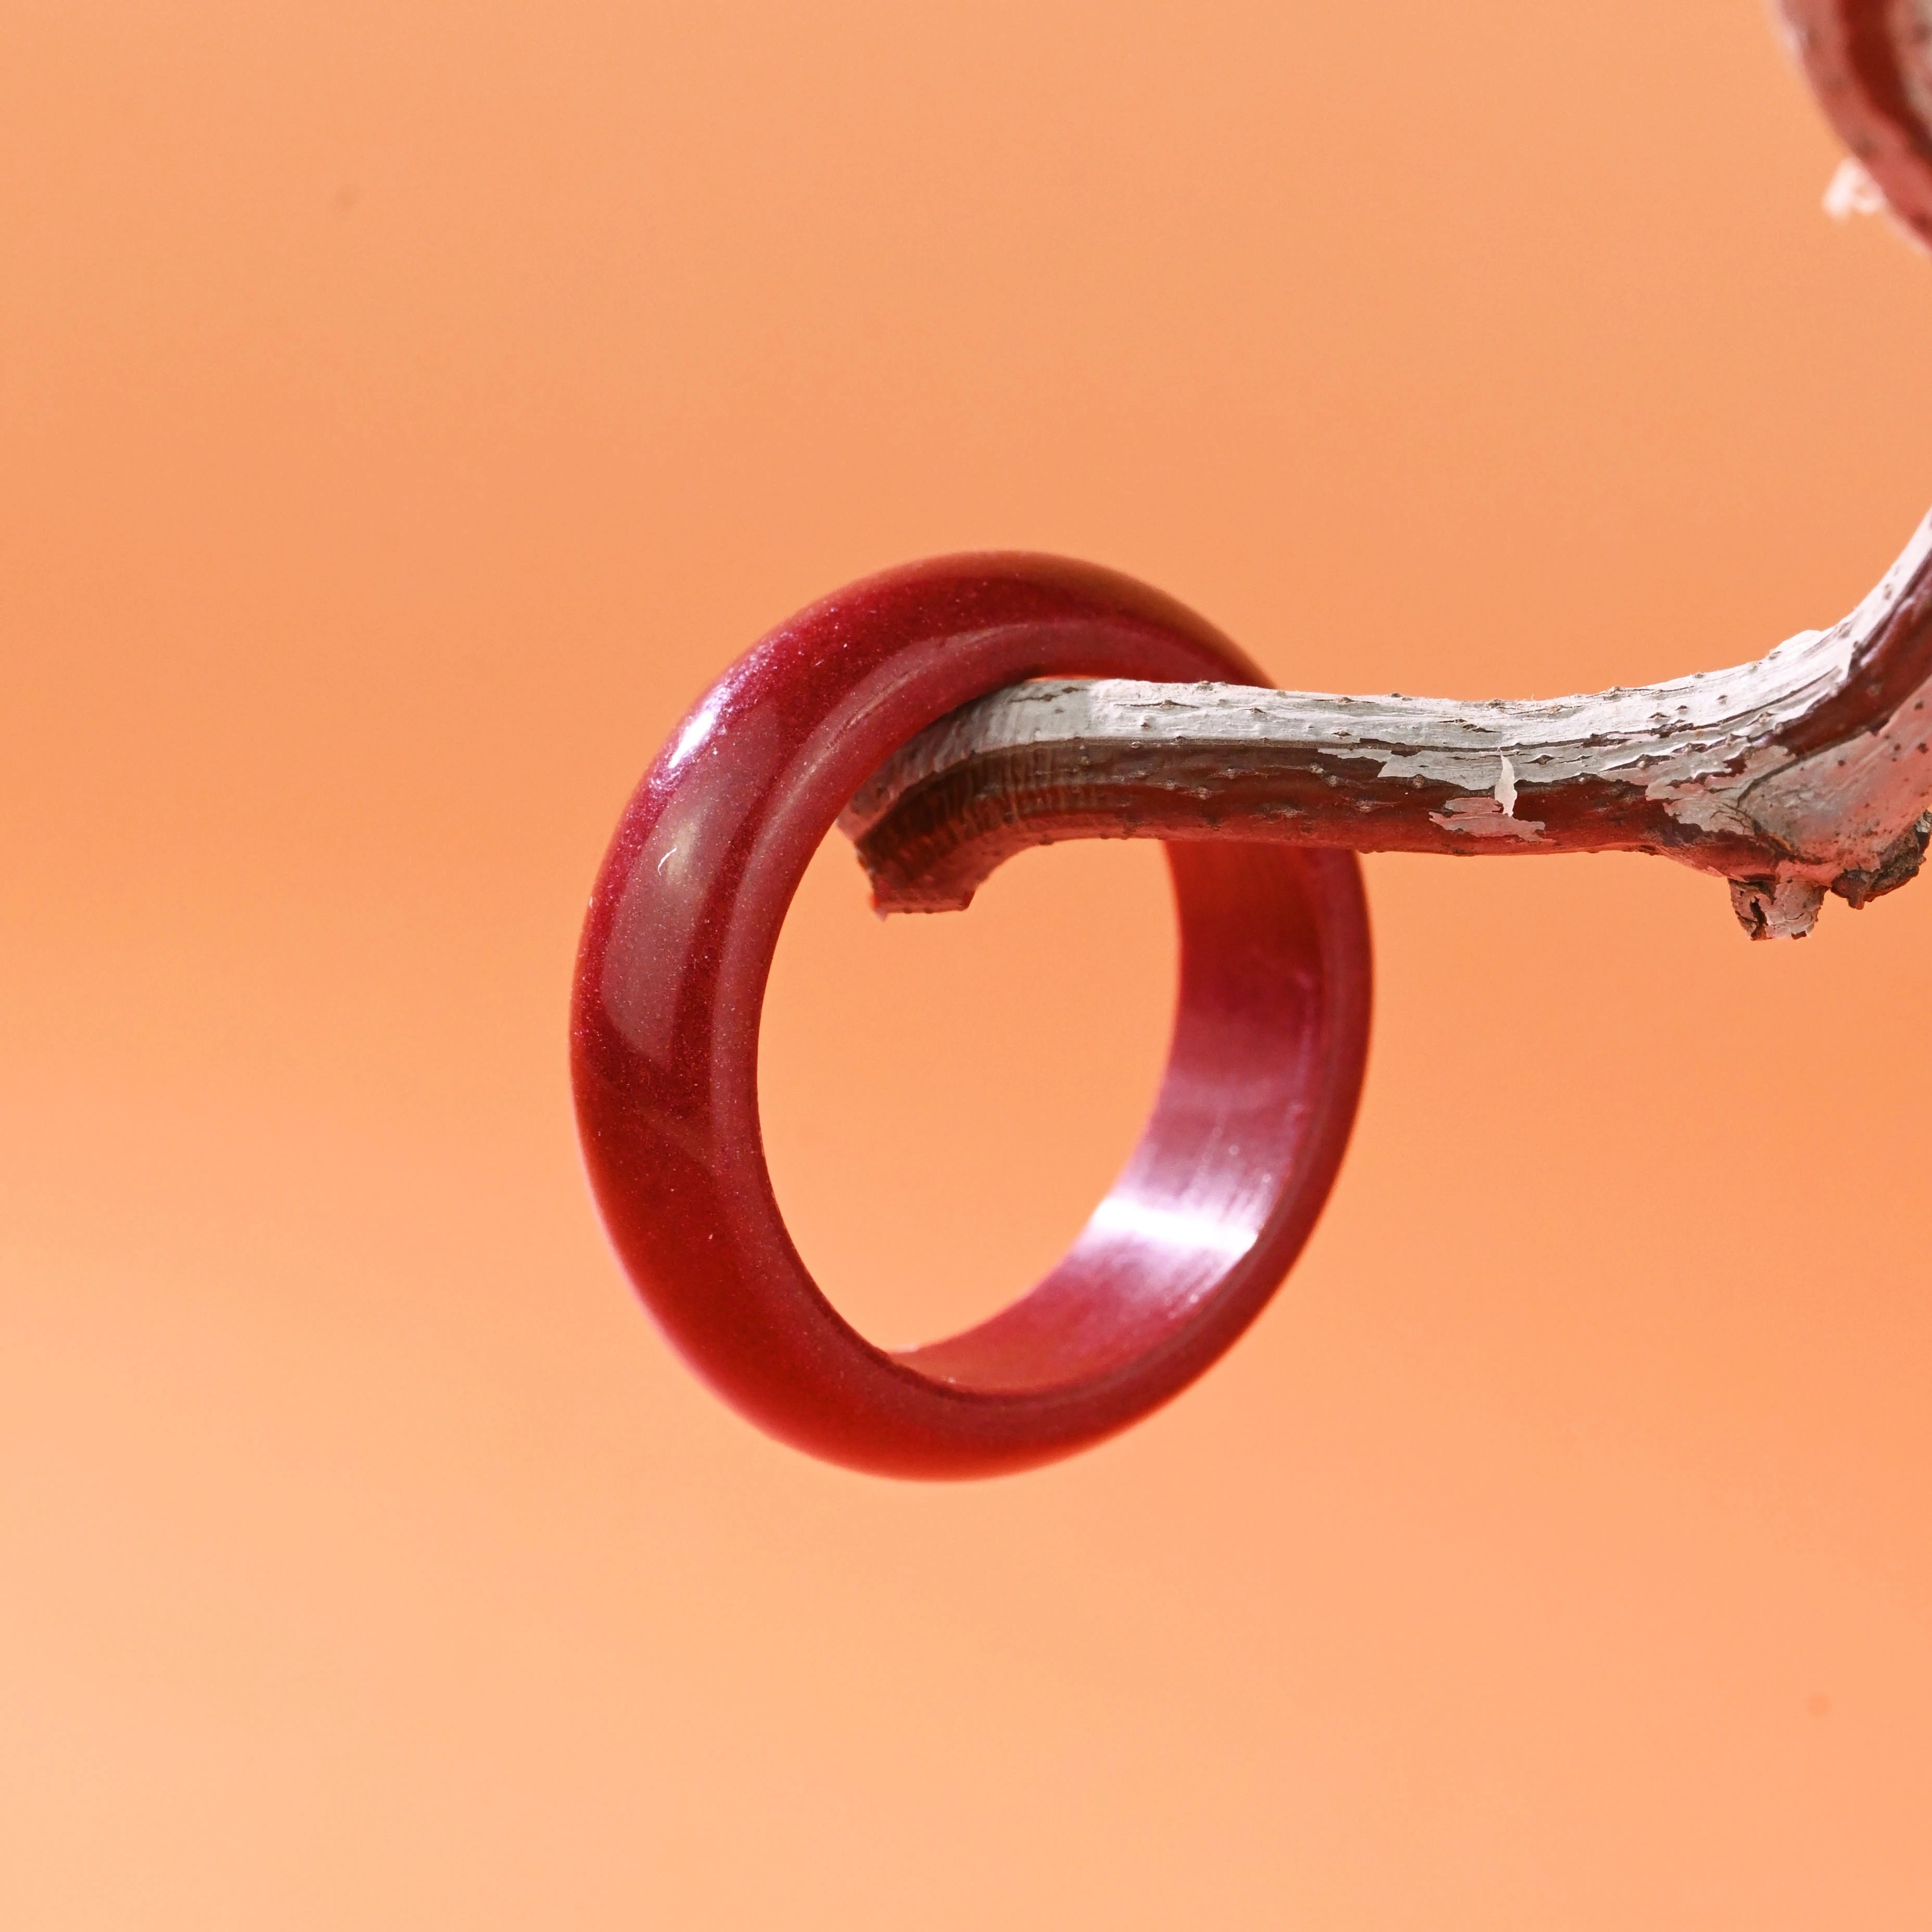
top-left (570, 553), bottom-right (1373, 1478)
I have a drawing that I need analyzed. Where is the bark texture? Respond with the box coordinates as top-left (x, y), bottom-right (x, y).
top-left (840, 4), bottom-right (1932, 940)
top-left (842, 513), bottom-right (1932, 939)
top-left (1780, 0), bottom-right (1932, 252)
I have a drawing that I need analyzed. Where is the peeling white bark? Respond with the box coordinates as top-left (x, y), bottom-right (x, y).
top-left (1780, 0), bottom-right (1932, 255)
top-left (843, 512), bottom-right (1932, 938)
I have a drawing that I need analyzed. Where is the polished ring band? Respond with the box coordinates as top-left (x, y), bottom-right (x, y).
top-left (571, 555), bottom-right (1373, 1477)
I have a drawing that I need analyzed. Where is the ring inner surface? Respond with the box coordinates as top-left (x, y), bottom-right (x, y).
top-left (885, 842), bottom-right (1331, 1395)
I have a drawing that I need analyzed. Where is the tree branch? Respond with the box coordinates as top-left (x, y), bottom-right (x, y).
top-left (841, 5), bottom-right (1932, 941)
top-left (842, 512), bottom-right (1932, 939)
top-left (1780, 0), bottom-right (1932, 255)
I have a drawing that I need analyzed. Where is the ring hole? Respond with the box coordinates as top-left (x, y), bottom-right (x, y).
top-left (759, 832), bottom-right (1177, 1351)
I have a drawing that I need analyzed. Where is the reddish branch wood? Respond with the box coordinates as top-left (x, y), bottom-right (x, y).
top-left (1782, 0), bottom-right (1932, 252)
top-left (842, 6), bottom-right (1932, 942)
top-left (843, 516), bottom-right (1932, 942)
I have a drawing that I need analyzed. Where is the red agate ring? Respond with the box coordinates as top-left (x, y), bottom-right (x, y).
top-left (571, 555), bottom-right (1372, 1478)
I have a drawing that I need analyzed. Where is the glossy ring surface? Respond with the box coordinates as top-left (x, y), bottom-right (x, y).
top-left (571, 554), bottom-right (1372, 1477)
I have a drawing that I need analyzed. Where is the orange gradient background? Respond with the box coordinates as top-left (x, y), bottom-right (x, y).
top-left (7, 3), bottom-right (1932, 1924)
